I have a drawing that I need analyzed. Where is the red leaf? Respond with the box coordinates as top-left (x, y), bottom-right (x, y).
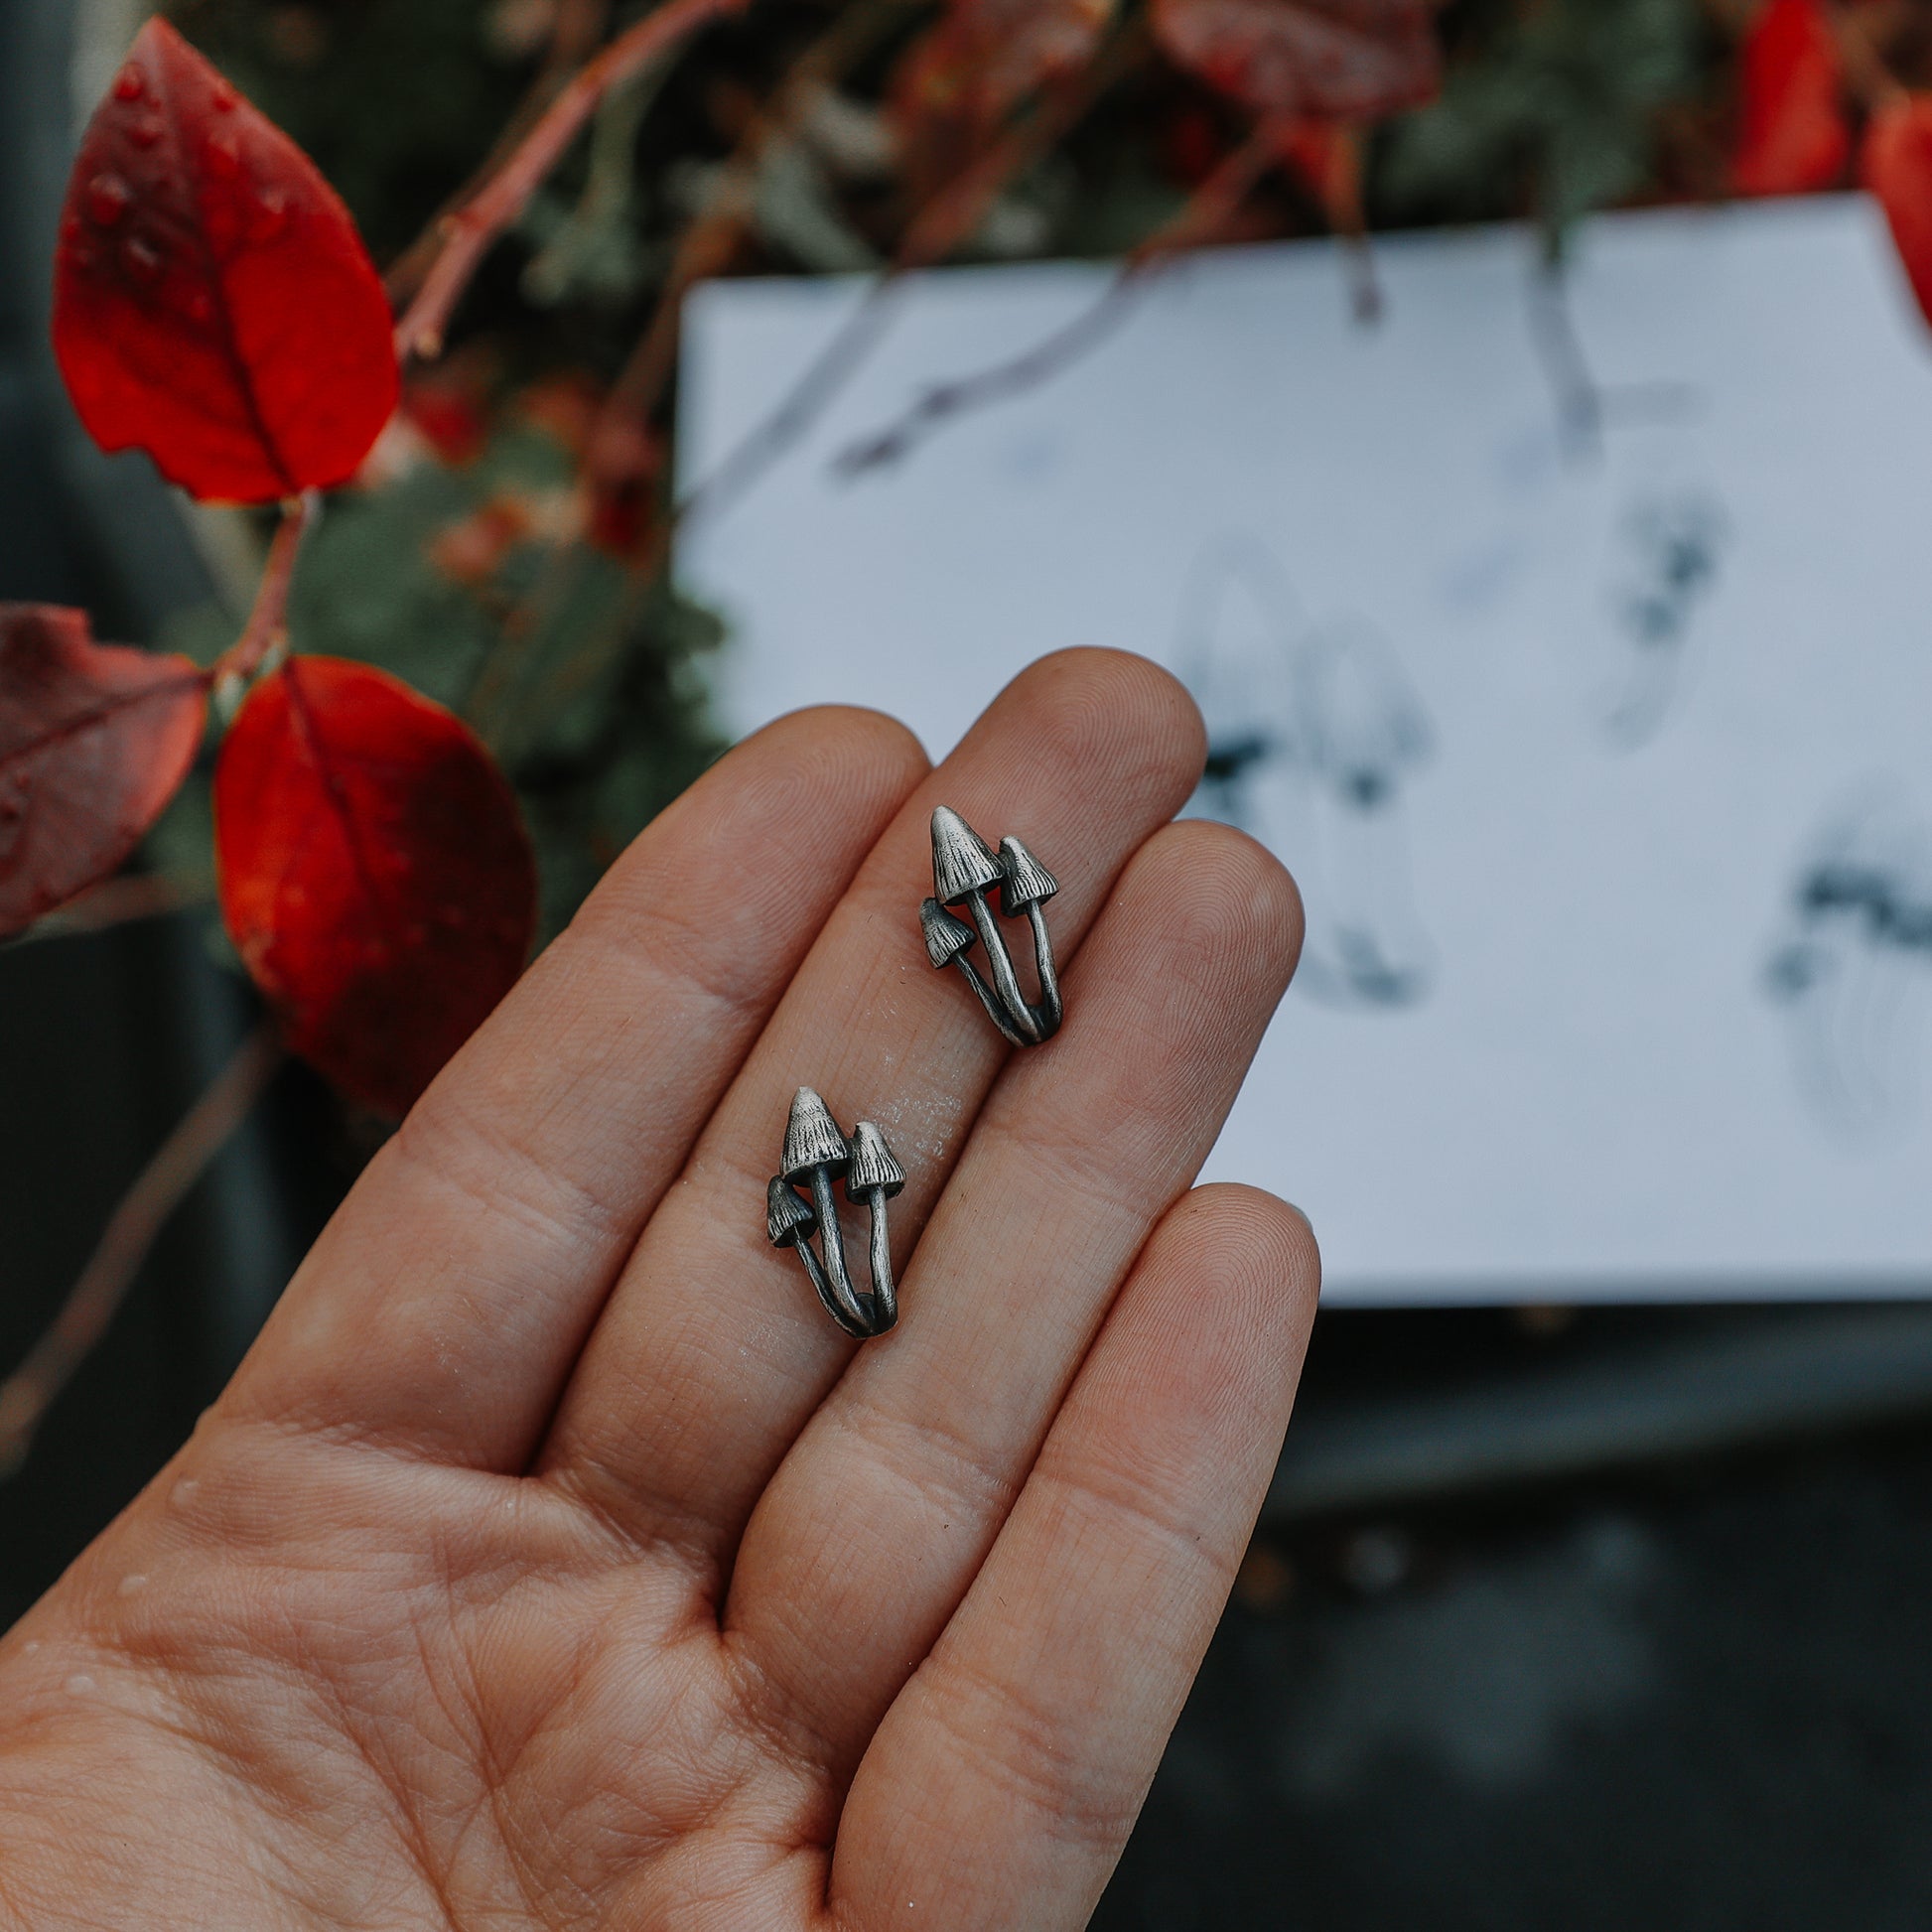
top-left (1864, 94), bottom-right (1932, 333)
top-left (52, 18), bottom-right (398, 504)
top-left (0, 605), bottom-right (207, 939)
top-left (213, 658), bottom-right (536, 1117)
top-left (1732, 0), bottom-right (1849, 198)
top-left (1152, 0), bottom-right (1439, 122)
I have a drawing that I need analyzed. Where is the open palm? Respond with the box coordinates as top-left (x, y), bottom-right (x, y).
top-left (0, 651), bottom-right (1316, 1930)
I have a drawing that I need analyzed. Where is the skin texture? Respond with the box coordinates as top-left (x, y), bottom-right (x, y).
top-left (0, 650), bottom-right (1319, 1931)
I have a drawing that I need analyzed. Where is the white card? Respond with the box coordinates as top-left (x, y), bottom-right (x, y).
top-left (676, 197), bottom-right (1932, 1304)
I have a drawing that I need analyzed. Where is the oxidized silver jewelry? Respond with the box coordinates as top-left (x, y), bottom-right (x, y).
top-left (919, 806), bottom-right (1063, 1046)
top-left (766, 1086), bottom-right (905, 1338)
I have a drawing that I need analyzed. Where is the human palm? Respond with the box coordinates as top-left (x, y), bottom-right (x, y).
top-left (0, 651), bottom-right (1316, 1930)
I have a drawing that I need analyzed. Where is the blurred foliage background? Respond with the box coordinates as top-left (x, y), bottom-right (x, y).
top-left (143, 0), bottom-right (1807, 950)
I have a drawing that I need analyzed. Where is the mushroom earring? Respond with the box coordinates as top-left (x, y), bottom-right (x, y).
top-left (919, 806), bottom-right (1063, 1046)
top-left (765, 1086), bottom-right (905, 1338)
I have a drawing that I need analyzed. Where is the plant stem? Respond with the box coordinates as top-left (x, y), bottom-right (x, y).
top-left (0, 1026), bottom-right (283, 1480)
top-left (395, 0), bottom-right (752, 362)
top-left (675, 16), bottom-right (1153, 531)
top-left (212, 490), bottom-right (320, 692)
top-left (831, 109), bottom-right (1283, 478)
top-left (7, 874), bottom-right (214, 947)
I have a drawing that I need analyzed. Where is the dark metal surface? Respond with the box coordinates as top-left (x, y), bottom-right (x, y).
top-left (922, 805), bottom-right (1062, 1045)
top-left (768, 1085), bottom-right (903, 1337)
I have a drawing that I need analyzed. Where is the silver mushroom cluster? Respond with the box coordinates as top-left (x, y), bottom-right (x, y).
top-left (918, 806), bottom-right (1063, 1046)
top-left (765, 1087), bottom-right (905, 1339)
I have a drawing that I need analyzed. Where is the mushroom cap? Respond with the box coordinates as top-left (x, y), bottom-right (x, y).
top-left (998, 835), bottom-right (1059, 915)
top-left (766, 1175), bottom-right (817, 1246)
top-left (930, 805), bottom-right (1004, 904)
top-left (844, 1121), bottom-right (905, 1200)
top-left (781, 1085), bottom-right (850, 1178)
top-left (919, 896), bottom-right (977, 968)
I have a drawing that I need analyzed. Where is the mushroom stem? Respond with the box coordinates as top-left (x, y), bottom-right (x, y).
top-left (810, 1166), bottom-right (876, 1334)
top-left (861, 1189), bottom-right (898, 1333)
top-left (1024, 900), bottom-right (1063, 1038)
top-left (951, 949), bottom-right (1033, 1046)
top-left (964, 891), bottom-right (1044, 1044)
top-left (791, 1227), bottom-right (874, 1339)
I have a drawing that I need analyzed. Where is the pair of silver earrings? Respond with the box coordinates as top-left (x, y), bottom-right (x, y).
top-left (764, 806), bottom-right (1063, 1339)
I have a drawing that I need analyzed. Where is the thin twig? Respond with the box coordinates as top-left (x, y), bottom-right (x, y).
top-left (676, 15), bottom-right (1154, 530)
top-left (499, 13), bottom-right (1149, 738)
top-left (0, 1026), bottom-right (284, 1479)
top-left (211, 490), bottom-right (320, 698)
top-left (396, 0), bottom-right (752, 361)
top-left (462, 5), bottom-right (900, 740)
top-left (6, 873), bottom-right (214, 947)
top-left (385, 0), bottom-right (616, 307)
top-left (832, 110), bottom-right (1282, 479)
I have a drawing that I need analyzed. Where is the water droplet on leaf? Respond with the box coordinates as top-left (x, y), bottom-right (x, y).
top-left (113, 65), bottom-right (145, 100)
top-left (209, 77), bottom-right (238, 111)
top-left (119, 233), bottom-right (163, 283)
top-left (85, 172), bottom-right (131, 226)
top-left (246, 187), bottom-right (289, 242)
top-left (129, 114), bottom-right (164, 149)
top-left (203, 129), bottom-right (241, 179)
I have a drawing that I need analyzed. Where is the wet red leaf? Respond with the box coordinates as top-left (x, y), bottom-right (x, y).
top-left (213, 657), bottom-right (536, 1117)
top-left (0, 605), bottom-right (207, 939)
top-left (1732, 0), bottom-right (1848, 198)
top-left (1864, 93), bottom-right (1932, 333)
top-left (1152, 0), bottom-right (1438, 121)
top-left (52, 17), bottom-right (398, 504)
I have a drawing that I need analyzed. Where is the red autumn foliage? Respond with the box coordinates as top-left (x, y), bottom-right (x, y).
top-left (891, 0), bottom-right (1114, 191)
top-left (1151, 0), bottom-right (1439, 123)
top-left (213, 658), bottom-right (537, 1117)
top-left (400, 375), bottom-right (490, 468)
top-left (52, 17), bottom-right (397, 504)
top-left (0, 605), bottom-right (208, 939)
top-left (1732, 0), bottom-right (1849, 198)
top-left (1277, 117), bottom-right (1359, 219)
top-left (1863, 93), bottom-right (1932, 332)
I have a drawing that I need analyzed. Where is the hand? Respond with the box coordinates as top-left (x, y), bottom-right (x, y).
top-left (0, 650), bottom-right (1316, 1930)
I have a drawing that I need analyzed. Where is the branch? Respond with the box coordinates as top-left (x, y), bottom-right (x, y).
top-left (676, 16), bottom-right (1153, 531)
top-left (212, 490), bottom-right (320, 697)
top-left (1829, 2), bottom-right (1908, 116)
top-left (6, 873), bottom-right (213, 947)
top-left (395, 0), bottom-right (751, 361)
top-left (384, 0), bottom-right (615, 308)
top-left (0, 1026), bottom-right (283, 1480)
top-left (832, 110), bottom-right (1283, 480)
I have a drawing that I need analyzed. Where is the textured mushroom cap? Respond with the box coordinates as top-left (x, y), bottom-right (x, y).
top-left (766, 1175), bottom-right (817, 1246)
top-left (919, 896), bottom-right (977, 967)
top-left (998, 835), bottom-right (1059, 915)
top-left (781, 1085), bottom-right (850, 1177)
top-left (844, 1121), bottom-right (905, 1200)
top-left (930, 805), bottom-right (1004, 904)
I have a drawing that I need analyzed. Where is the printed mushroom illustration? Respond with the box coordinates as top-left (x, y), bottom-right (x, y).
top-left (843, 1120), bottom-right (906, 1333)
top-left (920, 805), bottom-right (1063, 1045)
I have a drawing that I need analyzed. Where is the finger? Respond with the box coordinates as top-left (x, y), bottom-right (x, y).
top-left (224, 706), bottom-right (927, 1469)
top-left (833, 1185), bottom-right (1318, 1930)
top-left (537, 649), bottom-right (1205, 1562)
top-left (726, 820), bottom-right (1301, 1768)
